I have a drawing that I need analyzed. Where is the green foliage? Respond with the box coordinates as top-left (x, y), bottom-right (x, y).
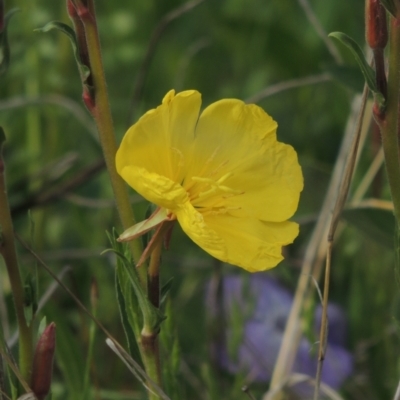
top-left (35, 21), bottom-right (91, 89)
top-left (329, 31), bottom-right (385, 107)
top-left (342, 207), bottom-right (395, 248)
top-left (1, 0), bottom-right (399, 399)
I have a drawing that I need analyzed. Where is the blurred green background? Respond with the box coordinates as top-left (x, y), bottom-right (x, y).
top-left (2, 0), bottom-right (400, 399)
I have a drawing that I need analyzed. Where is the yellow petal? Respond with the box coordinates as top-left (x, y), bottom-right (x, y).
top-left (204, 214), bottom-right (299, 272)
top-left (222, 141), bottom-right (303, 221)
top-left (184, 99), bottom-right (303, 222)
top-left (185, 99), bottom-right (277, 182)
top-left (175, 201), bottom-right (298, 272)
top-left (118, 165), bottom-right (188, 211)
top-left (116, 90), bottom-right (201, 184)
top-left (175, 202), bottom-right (227, 261)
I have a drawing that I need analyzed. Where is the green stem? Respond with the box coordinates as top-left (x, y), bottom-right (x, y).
top-left (147, 237), bottom-right (162, 309)
top-left (0, 132), bottom-right (33, 383)
top-left (77, 1), bottom-right (147, 286)
top-left (379, 17), bottom-right (400, 225)
top-left (141, 239), bottom-right (163, 398)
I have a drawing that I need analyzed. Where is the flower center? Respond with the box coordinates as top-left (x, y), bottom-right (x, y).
top-left (189, 172), bottom-right (243, 215)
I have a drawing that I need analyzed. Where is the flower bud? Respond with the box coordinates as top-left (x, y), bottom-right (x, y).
top-left (30, 323), bottom-right (56, 400)
top-left (66, 0), bottom-right (77, 20)
top-left (82, 86), bottom-right (95, 114)
top-left (366, 0), bottom-right (388, 50)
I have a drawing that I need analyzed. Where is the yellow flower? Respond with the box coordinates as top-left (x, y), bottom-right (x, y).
top-left (116, 90), bottom-right (303, 272)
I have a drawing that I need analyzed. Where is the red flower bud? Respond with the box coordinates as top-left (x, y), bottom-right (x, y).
top-left (31, 323), bottom-right (56, 400)
top-left (82, 86), bottom-right (95, 114)
top-left (66, 0), bottom-right (77, 19)
top-left (366, 0), bottom-right (388, 50)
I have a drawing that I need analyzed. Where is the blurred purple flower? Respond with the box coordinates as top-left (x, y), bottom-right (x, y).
top-left (206, 274), bottom-right (353, 392)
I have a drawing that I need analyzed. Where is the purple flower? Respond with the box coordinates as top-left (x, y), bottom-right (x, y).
top-left (206, 274), bottom-right (353, 393)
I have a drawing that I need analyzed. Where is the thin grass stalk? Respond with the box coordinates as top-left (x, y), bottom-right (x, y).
top-left (266, 87), bottom-right (369, 399)
top-left (0, 133), bottom-right (33, 383)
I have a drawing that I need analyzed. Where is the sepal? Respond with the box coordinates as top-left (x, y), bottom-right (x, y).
top-left (118, 207), bottom-right (173, 242)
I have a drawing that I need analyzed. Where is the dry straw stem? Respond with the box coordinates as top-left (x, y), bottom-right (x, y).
top-left (0, 95), bottom-right (98, 140)
top-left (265, 86), bottom-right (371, 399)
top-left (245, 73), bottom-right (331, 104)
top-left (393, 379), bottom-right (400, 400)
top-left (264, 373), bottom-right (344, 400)
top-left (297, 0), bottom-right (343, 64)
top-left (0, 345), bottom-right (32, 396)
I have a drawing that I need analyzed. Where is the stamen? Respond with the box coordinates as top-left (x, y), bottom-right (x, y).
top-left (170, 147), bottom-right (184, 182)
top-left (190, 172), bottom-right (243, 205)
top-left (199, 205), bottom-right (242, 216)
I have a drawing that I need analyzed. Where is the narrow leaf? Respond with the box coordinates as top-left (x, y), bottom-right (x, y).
top-left (329, 32), bottom-right (385, 108)
top-left (35, 21), bottom-right (90, 85)
top-left (115, 268), bottom-right (142, 359)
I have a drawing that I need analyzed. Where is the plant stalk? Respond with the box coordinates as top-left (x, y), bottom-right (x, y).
top-left (0, 133), bottom-right (33, 383)
top-left (141, 239), bottom-right (163, 399)
top-left (377, 16), bottom-right (400, 225)
top-left (75, 0), bottom-right (147, 286)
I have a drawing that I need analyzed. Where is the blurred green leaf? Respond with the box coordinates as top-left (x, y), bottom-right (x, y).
top-left (342, 207), bottom-right (395, 248)
top-left (325, 64), bottom-right (364, 93)
top-left (48, 313), bottom-right (85, 398)
top-left (160, 300), bottom-right (181, 400)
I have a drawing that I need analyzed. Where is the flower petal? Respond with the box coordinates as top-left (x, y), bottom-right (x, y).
top-left (223, 141), bottom-right (303, 221)
top-left (184, 99), bottom-right (303, 221)
top-left (116, 90), bottom-right (201, 184)
top-left (204, 214), bottom-right (299, 272)
top-left (185, 99), bottom-right (277, 182)
top-left (118, 165), bottom-right (188, 210)
top-left (175, 202), bottom-right (227, 261)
